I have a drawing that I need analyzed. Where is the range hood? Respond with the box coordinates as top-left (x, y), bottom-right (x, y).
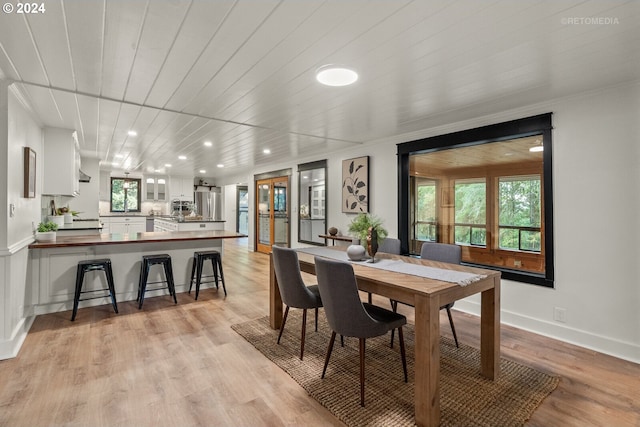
top-left (79, 170), bottom-right (91, 183)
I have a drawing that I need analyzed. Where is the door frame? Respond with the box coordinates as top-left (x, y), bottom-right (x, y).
top-left (254, 169), bottom-right (292, 253)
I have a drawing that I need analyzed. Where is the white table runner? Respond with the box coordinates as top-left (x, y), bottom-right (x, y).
top-left (296, 247), bottom-right (486, 286)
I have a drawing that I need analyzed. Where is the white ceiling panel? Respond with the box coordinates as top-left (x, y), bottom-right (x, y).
top-left (63, 0), bottom-right (105, 95)
top-left (144, 0), bottom-right (236, 108)
top-left (0, 0), bottom-right (638, 179)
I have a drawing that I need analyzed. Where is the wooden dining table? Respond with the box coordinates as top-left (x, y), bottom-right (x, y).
top-left (269, 246), bottom-right (501, 427)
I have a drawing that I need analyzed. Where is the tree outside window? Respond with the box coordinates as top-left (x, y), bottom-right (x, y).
top-left (111, 177), bottom-right (141, 212)
top-left (498, 175), bottom-right (541, 252)
top-left (414, 178), bottom-right (437, 242)
top-left (454, 179), bottom-right (486, 246)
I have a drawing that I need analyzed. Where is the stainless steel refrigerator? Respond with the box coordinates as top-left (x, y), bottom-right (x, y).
top-left (194, 186), bottom-right (222, 220)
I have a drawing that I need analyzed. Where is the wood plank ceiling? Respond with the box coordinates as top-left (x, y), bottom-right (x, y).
top-left (0, 0), bottom-right (638, 181)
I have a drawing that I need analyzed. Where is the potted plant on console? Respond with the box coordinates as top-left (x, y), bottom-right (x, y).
top-left (35, 221), bottom-right (58, 242)
top-left (347, 213), bottom-right (388, 261)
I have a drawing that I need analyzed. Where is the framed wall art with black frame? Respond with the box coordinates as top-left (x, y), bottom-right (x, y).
top-left (24, 146), bottom-right (36, 198)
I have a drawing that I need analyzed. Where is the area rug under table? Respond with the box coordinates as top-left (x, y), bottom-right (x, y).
top-left (232, 312), bottom-right (559, 427)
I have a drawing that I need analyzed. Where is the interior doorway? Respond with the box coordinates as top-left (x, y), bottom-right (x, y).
top-left (255, 176), bottom-right (290, 253)
top-left (236, 186), bottom-right (248, 235)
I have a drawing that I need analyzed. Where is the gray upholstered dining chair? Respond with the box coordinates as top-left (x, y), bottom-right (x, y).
top-left (378, 237), bottom-right (401, 255)
top-left (391, 241), bottom-right (461, 348)
top-left (272, 246), bottom-right (323, 360)
top-left (367, 237), bottom-right (402, 303)
top-left (315, 256), bottom-right (408, 407)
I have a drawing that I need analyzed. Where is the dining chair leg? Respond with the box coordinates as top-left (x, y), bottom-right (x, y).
top-left (300, 308), bottom-right (307, 360)
top-left (277, 306), bottom-right (290, 345)
top-left (367, 292), bottom-right (372, 304)
top-left (359, 338), bottom-right (366, 407)
top-left (390, 300), bottom-right (398, 348)
top-left (314, 307), bottom-right (318, 332)
top-left (322, 331), bottom-right (337, 379)
top-left (398, 327), bottom-right (408, 382)
top-left (446, 306), bottom-right (459, 348)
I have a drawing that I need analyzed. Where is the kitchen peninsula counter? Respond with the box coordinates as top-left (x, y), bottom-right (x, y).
top-left (153, 218), bottom-right (226, 232)
top-left (29, 230), bottom-right (245, 315)
top-left (29, 230), bottom-right (242, 249)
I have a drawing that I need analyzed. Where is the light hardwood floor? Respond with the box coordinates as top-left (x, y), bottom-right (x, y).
top-left (1, 238), bottom-right (638, 426)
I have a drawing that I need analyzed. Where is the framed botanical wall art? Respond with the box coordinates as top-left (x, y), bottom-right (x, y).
top-left (342, 155), bottom-right (369, 213)
top-left (24, 147), bottom-right (36, 198)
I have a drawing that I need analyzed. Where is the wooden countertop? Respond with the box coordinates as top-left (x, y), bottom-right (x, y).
top-left (29, 230), bottom-right (246, 249)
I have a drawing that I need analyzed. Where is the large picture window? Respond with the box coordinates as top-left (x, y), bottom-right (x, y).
top-left (454, 178), bottom-right (486, 247)
top-left (398, 114), bottom-right (554, 287)
top-left (498, 175), bottom-right (541, 252)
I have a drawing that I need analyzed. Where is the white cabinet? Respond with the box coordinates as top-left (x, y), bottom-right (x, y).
top-left (100, 216), bottom-right (145, 234)
top-left (154, 218), bottom-right (178, 232)
top-left (169, 176), bottom-right (194, 201)
top-left (43, 127), bottom-right (80, 196)
top-left (99, 217), bottom-right (110, 234)
top-left (144, 176), bottom-right (168, 202)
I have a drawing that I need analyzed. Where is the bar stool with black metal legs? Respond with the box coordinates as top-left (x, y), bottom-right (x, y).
top-left (188, 250), bottom-right (226, 300)
top-left (137, 254), bottom-right (177, 309)
top-left (71, 259), bottom-right (118, 321)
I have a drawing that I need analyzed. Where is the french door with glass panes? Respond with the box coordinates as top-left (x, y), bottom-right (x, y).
top-left (256, 177), bottom-right (289, 253)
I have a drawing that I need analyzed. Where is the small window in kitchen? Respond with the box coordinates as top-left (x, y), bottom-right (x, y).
top-left (111, 177), bottom-right (141, 212)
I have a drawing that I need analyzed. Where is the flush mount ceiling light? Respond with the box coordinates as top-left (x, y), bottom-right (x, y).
top-left (316, 65), bottom-right (358, 86)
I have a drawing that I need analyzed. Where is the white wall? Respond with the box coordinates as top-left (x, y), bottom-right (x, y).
top-left (223, 82), bottom-right (640, 362)
top-left (224, 184), bottom-right (237, 232)
top-left (1, 83), bottom-right (42, 358)
top-left (444, 83), bottom-right (640, 363)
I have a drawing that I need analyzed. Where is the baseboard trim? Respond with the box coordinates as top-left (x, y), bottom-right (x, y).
top-left (0, 315), bottom-right (35, 360)
top-left (454, 300), bottom-right (640, 364)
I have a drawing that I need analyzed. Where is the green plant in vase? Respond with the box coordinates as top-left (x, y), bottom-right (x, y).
top-left (37, 221), bottom-right (59, 232)
top-left (347, 213), bottom-right (388, 245)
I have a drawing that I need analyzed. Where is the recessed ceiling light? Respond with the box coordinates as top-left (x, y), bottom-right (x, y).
top-left (316, 65), bottom-right (358, 86)
top-left (199, 169), bottom-right (206, 174)
top-left (115, 154), bottom-right (124, 158)
top-left (302, 175), bottom-right (308, 179)
top-left (127, 130), bottom-right (137, 136)
top-left (217, 164), bottom-right (224, 168)
top-left (165, 163), bottom-right (172, 167)
top-left (313, 178), bottom-right (319, 182)
top-left (154, 169), bottom-right (161, 173)
top-left (204, 141), bottom-right (212, 147)
top-left (111, 162), bottom-right (118, 166)
top-left (178, 155), bottom-right (187, 160)
top-left (263, 149), bottom-right (271, 154)
top-left (529, 145), bottom-right (544, 152)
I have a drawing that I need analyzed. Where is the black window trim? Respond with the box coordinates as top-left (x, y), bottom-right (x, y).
top-left (110, 176), bottom-right (142, 213)
top-left (397, 113), bottom-right (554, 287)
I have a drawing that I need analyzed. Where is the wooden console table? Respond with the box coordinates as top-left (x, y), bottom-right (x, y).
top-left (318, 234), bottom-right (353, 246)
